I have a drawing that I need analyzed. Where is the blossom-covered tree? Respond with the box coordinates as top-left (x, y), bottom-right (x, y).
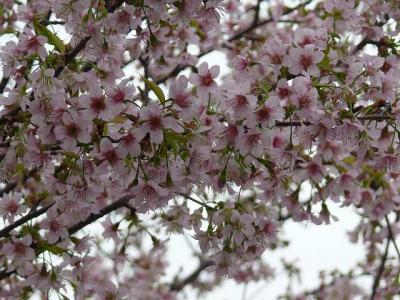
top-left (0, 0), bottom-right (399, 299)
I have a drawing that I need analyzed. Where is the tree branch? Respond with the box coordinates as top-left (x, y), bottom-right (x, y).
top-left (67, 194), bottom-right (132, 235)
top-left (0, 194), bottom-right (133, 281)
top-left (227, 0), bottom-right (313, 42)
top-left (385, 216), bottom-right (400, 261)
top-left (274, 115), bottom-right (394, 127)
top-left (54, 0), bottom-right (124, 77)
top-left (370, 236), bottom-right (390, 300)
top-left (0, 77), bottom-right (9, 94)
top-left (170, 259), bottom-right (214, 291)
top-left (0, 204), bottom-right (53, 238)
top-left (156, 0), bottom-right (313, 85)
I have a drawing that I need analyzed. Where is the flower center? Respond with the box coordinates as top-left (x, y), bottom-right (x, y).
top-left (201, 72), bottom-right (214, 86)
top-left (90, 96), bottom-right (106, 113)
top-left (148, 115), bottom-right (162, 130)
top-left (66, 123), bottom-right (80, 137)
top-left (300, 54), bottom-right (313, 69)
top-left (112, 90), bottom-right (125, 103)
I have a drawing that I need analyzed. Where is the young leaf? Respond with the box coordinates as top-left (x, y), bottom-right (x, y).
top-left (317, 54), bottom-right (331, 71)
top-left (33, 18), bottom-right (65, 53)
top-left (142, 76), bottom-right (166, 103)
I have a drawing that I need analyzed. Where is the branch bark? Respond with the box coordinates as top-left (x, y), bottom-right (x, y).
top-left (370, 236), bottom-right (390, 300)
top-left (156, 0), bottom-right (313, 85)
top-left (67, 194), bottom-right (132, 235)
top-left (274, 114), bottom-right (394, 127)
top-left (0, 204), bottom-right (53, 238)
top-left (0, 194), bottom-right (133, 281)
top-left (170, 259), bottom-right (214, 291)
top-left (0, 0), bottom-right (125, 122)
top-left (227, 0), bottom-right (313, 42)
top-left (0, 77), bottom-right (9, 94)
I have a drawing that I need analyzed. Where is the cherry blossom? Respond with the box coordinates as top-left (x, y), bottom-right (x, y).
top-left (284, 44), bottom-right (324, 76)
top-left (139, 104), bottom-right (183, 144)
top-left (189, 62), bottom-right (220, 103)
top-left (0, 0), bottom-right (400, 299)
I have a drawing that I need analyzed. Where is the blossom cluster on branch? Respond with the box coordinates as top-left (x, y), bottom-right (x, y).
top-left (0, 0), bottom-right (399, 299)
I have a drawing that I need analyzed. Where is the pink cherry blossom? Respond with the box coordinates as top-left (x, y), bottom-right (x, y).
top-left (139, 104), bottom-right (183, 144)
top-left (40, 209), bottom-right (69, 244)
top-left (54, 111), bottom-right (92, 150)
top-left (190, 62), bottom-right (220, 103)
top-left (284, 44), bottom-right (324, 76)
top-left (1, 0), bottom-right (400, 298)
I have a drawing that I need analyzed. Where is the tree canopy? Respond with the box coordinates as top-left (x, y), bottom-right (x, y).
top-left (0, 0), bottom-right (400, 299)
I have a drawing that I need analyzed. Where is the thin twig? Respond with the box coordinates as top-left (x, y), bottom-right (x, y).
top-left (385, 216), bottom-right (400, 261)
top-left (67, 194), bottom-right (132, 235)
top-left (0, 204), bottom-right (54, 238)
top-left (177, 192), bottom-right (215, 211)
top-left (227, 0), bottom-right (313, 42)
top-left (370, 236), bottom-right (390, 300)
top-left (170, 259), bottom-right (214, 291)
top-left (274, 115), bottom-right (394, 127)
top-left (0, 194), bottom-right (133, 281)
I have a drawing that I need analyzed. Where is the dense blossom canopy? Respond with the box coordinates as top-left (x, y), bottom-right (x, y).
top-left (0, 0), bottom-right (399, 299)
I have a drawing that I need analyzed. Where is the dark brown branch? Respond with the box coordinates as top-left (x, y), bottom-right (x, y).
top-left (0, 77), bottom-right (9, 94)
top-left (0, 204), bottom-right (54, 238)
top-left (0, 194), bottom-right (133, 281)
top-left (251, 0), bottom-right (263, 27)
top-left (67, 194), bottom-right (132, 235)
top-left (54, 37), bottom-right (91, 77)
top-left (0, 168), bottom-right (38, 198)
top-left (0, 182), bottom-right (17, 198)
top-left (0, 142), bottom-right (10, 147)
top-left (274, 115), bottom-right (394, 127)
top-left (227, 0), bottom-right (313, 42)
top-left (370, 236), bottom-right (390, 300)
top-left (170, 259), bottom-right (214, 291)
top-left (385, 216), bottom-right (400, 261)
top-left (0, 269), bottom-right (16, 280)
top-left (275, 121), bottom-right (312, 127)
top-left (156, 1), bottom-right (312, 85)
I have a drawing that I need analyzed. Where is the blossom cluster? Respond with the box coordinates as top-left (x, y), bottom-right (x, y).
top-left (0, 0), bottom-right (399, 298)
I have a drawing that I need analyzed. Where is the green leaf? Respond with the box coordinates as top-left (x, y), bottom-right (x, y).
top-left (33, 18), bottom-right (65, 53)
top-left (1, 27), bottom-right (16, 35)
top-left (342, 155), bottom-right (356, 165)
top-left (261, 81), bottom-right (271, 94)
top-left (334, 71), bottom-right (347, 82)
top-left (317, 55), bottom-right (331, 71)
top-left (189, 19), bottom-right (206, 40)
top-left (36, 242), bottom-right (65, 256)
top-left (218, 166), bottom-right (227, 187)
top-left (142, 77), bottom-right (166, 103)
